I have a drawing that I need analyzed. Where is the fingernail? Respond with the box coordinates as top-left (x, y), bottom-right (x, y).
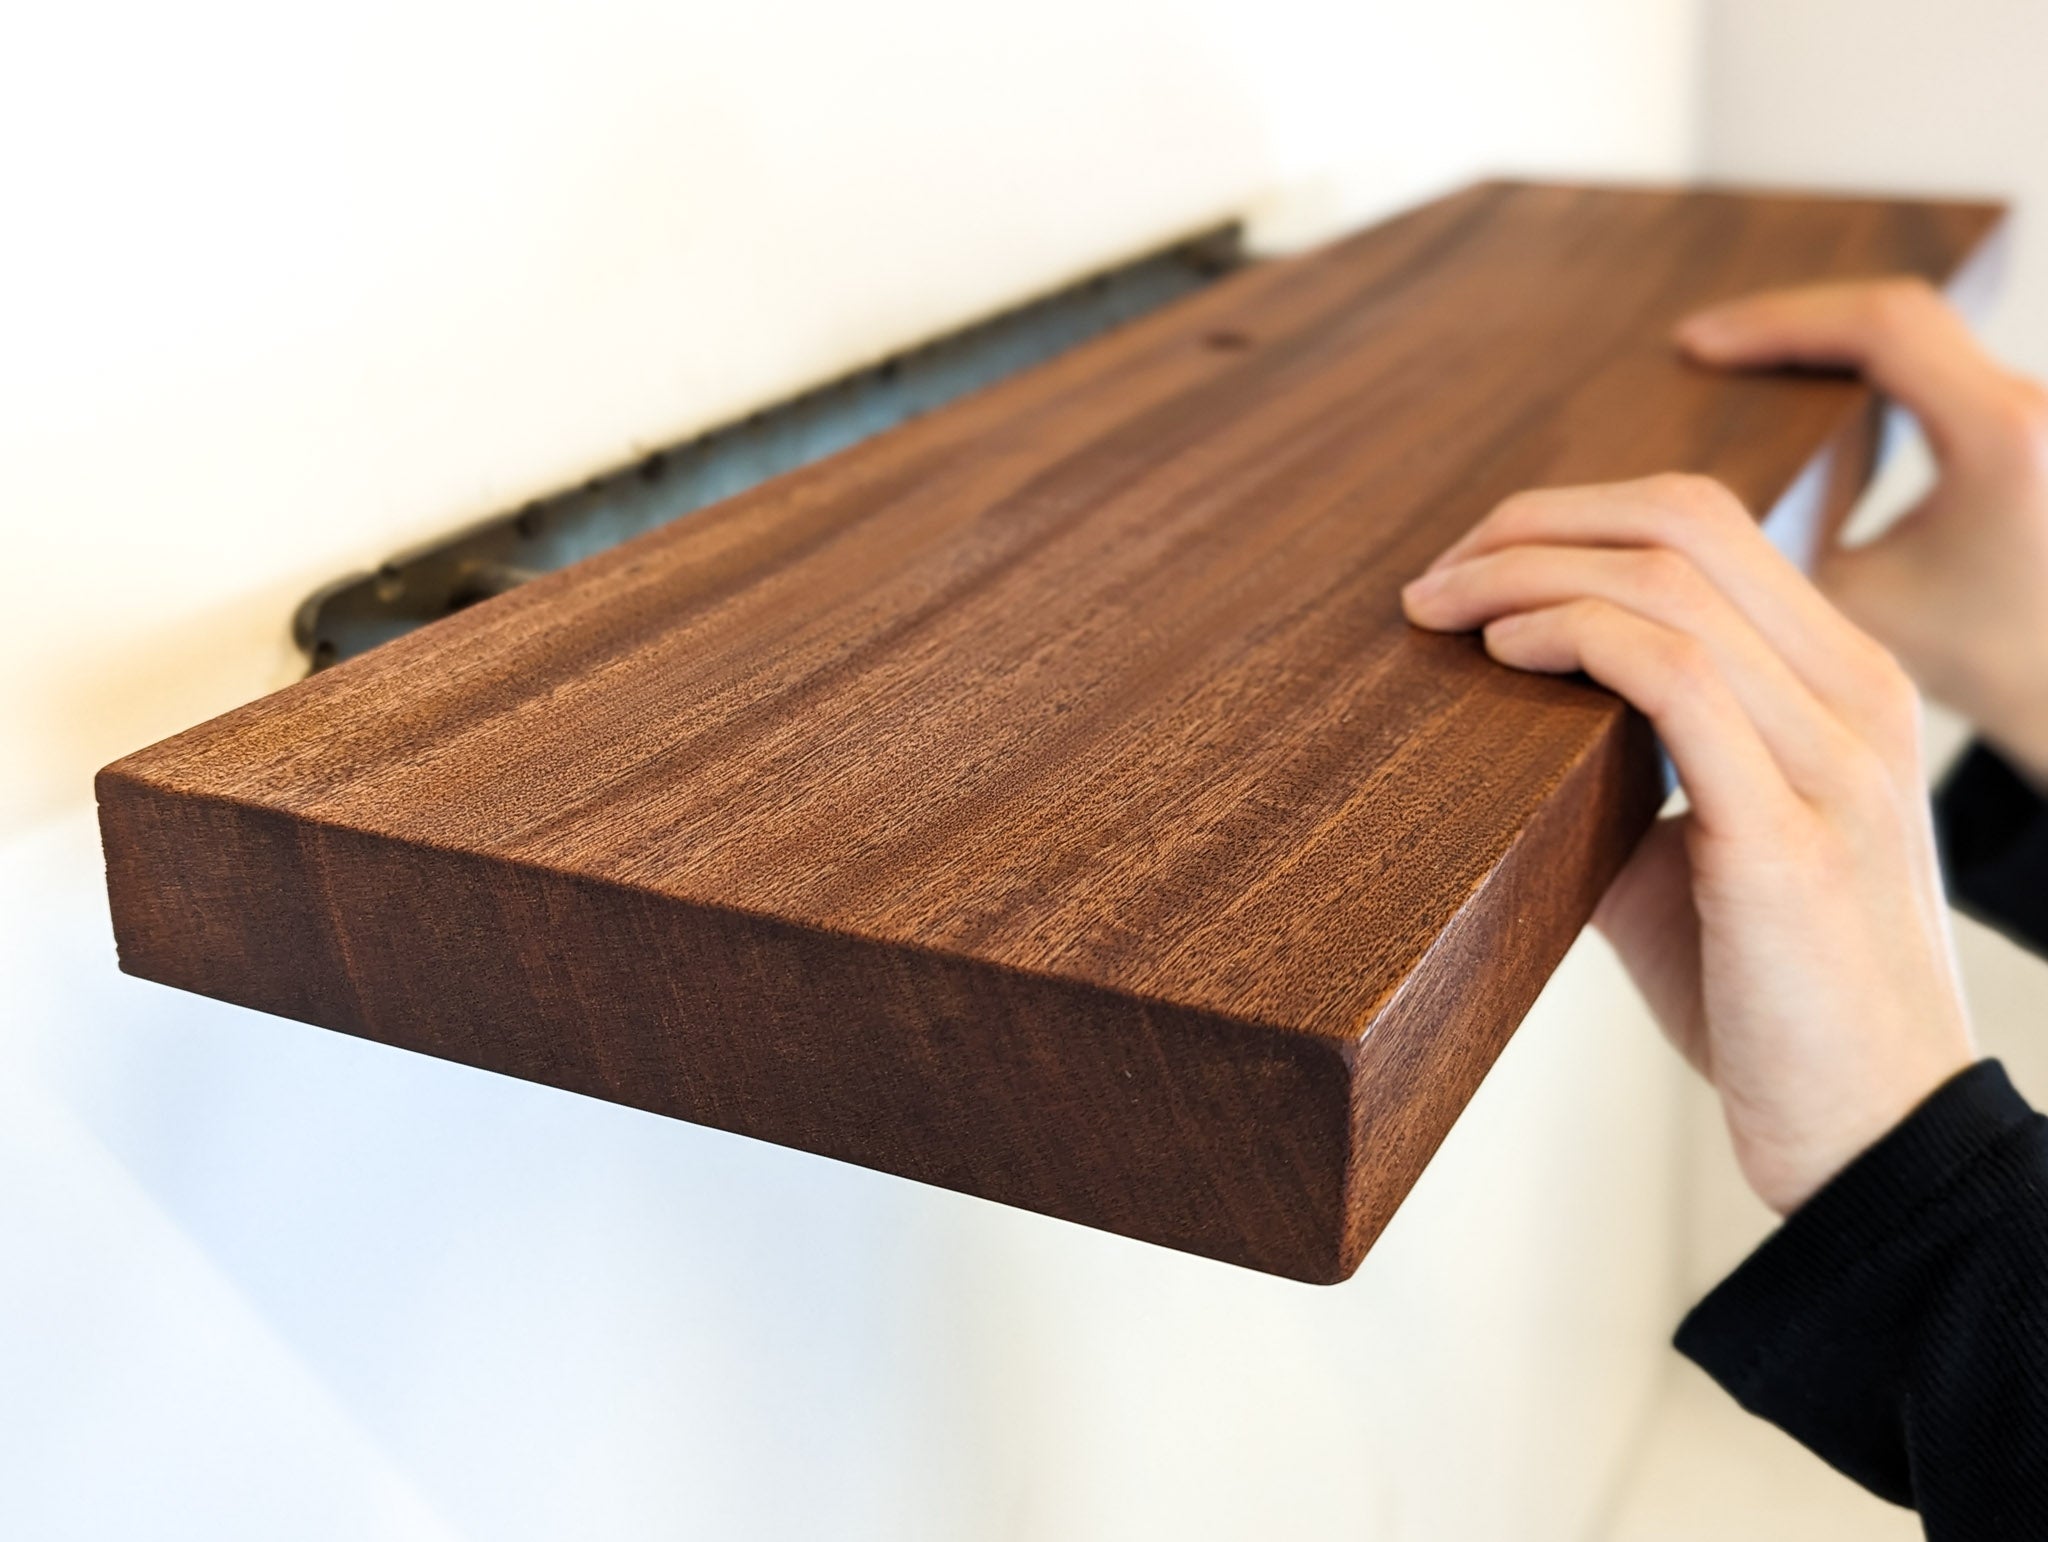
top-left (1400, 572), bottom-right (1447, 626)
top-left (1673, 311), bottom-right (1727, 351)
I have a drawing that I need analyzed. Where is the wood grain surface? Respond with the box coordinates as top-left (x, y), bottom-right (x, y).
top-left (100, 183), bottom-right (2005, 1282)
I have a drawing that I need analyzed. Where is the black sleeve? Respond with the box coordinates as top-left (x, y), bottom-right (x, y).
top-left (1937, 740), bottom-right (2048, 958)
top-left (1676, 1061), bottom-right (2048, 1538)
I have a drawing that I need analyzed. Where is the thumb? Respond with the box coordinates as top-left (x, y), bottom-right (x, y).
top-left (1676, 279), bottom-right (2012, 464)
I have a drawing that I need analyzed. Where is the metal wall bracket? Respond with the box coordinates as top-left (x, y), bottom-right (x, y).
top-left (295, 227), bottom-right (1243, 669)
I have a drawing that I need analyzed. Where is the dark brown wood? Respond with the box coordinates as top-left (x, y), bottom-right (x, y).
top-left (99, 183), bottom-right (2005, 1282)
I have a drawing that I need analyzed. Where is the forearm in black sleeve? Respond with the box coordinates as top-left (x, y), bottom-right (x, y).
top-left (1676, 1060), bottom-right (2048, 1539)
top-left (1937, 740), bottom-right (2048, 958)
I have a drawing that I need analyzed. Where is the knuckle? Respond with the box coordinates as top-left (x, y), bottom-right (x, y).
top-left (1554, 594), bottom-right (1616, 651)
top-left (1861, 640), bottom-right (1919, 717)
top-left (1489, 487), bottom-right (1550, 532)
top-left (1647, 471), bottom-right (1719, 509)
top-left (1645, 472), bottom-right (1747, 532)
top-left (1824, 637), bottom-right (1923, 793)
top-left (1559, 595), bottom-right (1615, 637)
top-left (1867, 274), bottom-right (1938, 330)
top-left (1993, 377), bottom-right (2048, 456)
top-left (1653, 631), bottom-right (1718, 701)
top-left (1632, 547), bottom-right (1705, 612)
top-left (1828, 734), bottom-right (1909, 821)
top-left (1867, 673), bottom-right (1926, 765)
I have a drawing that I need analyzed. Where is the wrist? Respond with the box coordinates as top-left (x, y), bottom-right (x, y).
top-left (1736, 1035), bottom-right (1977, 1218)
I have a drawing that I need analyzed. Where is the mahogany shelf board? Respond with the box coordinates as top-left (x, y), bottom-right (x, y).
top-left (100, 182), bottom-right (2005, 1283)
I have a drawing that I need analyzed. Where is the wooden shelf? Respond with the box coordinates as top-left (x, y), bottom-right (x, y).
top-left (100, 183), bottom-right (2004, 1282)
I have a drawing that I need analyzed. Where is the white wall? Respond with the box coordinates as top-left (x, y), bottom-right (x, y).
top-left (4, 0), bottom-right (1268, 837)
top-left (1, 4), bottom-right (1706, 1537)
top-left (1701, 0), bottom-right (2048, 373)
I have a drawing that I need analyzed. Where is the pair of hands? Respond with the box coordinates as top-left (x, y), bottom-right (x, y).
top-left (1402, 279), bottom-right (2048, 1215)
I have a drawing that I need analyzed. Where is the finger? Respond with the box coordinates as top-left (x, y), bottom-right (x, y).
top-left (1424, 476), bottom-right (1909, 746)
top-left (1673, 279), bottom-right (2016, 462)
top-left (1476, 598), bottom-right (1800, 840)
top-left (1405, 542), bottom-right (1861, 799)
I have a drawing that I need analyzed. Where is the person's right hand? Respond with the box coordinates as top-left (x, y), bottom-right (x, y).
top-left (1676, 279), bottom-right (2048, 786)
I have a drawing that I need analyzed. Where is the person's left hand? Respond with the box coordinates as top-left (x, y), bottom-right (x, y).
top-left (1400, 474), bottom-right (1976, 1215)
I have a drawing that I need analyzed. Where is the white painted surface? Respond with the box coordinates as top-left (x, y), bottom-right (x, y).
top-left (1603, 1357), bottom-right (1924, 1542)
top-left (7, 0), bottom-right (1269, 836)
top-left (1, 2), bottom-right (1779, 1535)
top-left (1701, 0), bottom-right (2048, 376)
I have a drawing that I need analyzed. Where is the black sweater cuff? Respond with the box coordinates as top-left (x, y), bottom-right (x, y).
top-left (1675, 1060), bottom-right (2039, 1504)
top-left (1936, 740), bottom-right (2048, 956)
